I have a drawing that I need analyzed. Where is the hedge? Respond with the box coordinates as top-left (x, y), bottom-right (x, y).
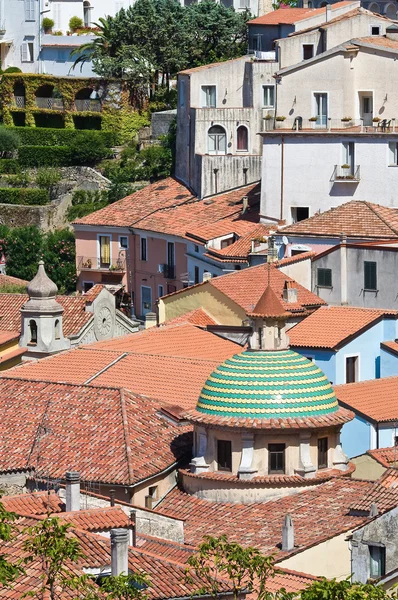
top-left (8, 127), bottom-right (120, 147)
top-left (0, 159), bottom-right (19, 174)
top-left (0, 188), bottom-right (49, 205)
top-left (18, 146), bottom-right (71, 167)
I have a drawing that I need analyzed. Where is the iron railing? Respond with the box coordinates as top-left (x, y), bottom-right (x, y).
top-left (35, 97), bottom-right (64, 110)
top-left (331, 165), bottom-right (360, 182)
top-left (77, 256), bottom-right (126, 272)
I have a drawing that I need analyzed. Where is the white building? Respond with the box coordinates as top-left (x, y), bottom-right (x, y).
top-left (260, 29), bottom-right (398, 224)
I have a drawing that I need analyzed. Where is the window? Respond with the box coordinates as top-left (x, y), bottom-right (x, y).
top-left (148, 485), bottom-right (158, 500)
top-left (158, 285), bottom-right (164, 299)
top-left (140, 237), bottom-right (147, 261)
top-left (389, 142), bottom-right (398, 165)
top-left (317, 268), bottom-right (332, 288)
top-left (167, 242), bottom-right (175, 267)
top-left (24, 0), bottom-right (35, 20)
top-left (99, 235), bottom-right (111, 268)
top-left (83, 281), bottom-right (94, 293)
top-left (364, 261), bottom-right (377, 291)
top-left (291, 207), bottom-right (309, 223)
top-left (263, 85), bottom-right (275, 108)
top-left (21, 40), bottom-right (34, 62)
top-left (346, 356), bottom-right (358, 384)
top-left (54, 319), bottom-right (60, 340)
top-left (303, 44), bottom-right (314, 60)
top-left (201, 85), bottom-right (216, 108)
top-left (342, 141), bottom-right (355, 174)
top-left (83, 1), bottom-right (92, 27)
top-left (179, 79), bottom-right (185, 107)
top-left (56, 50), bottom-right (66, 63)
top-left (217, 440), bottom-right (232, 471)
top-left (268, 443), bottom-right (285, 474)
top-left (371, 25), bottom-right (380, 35)
top-left (240, 0), bottom-right (250, 6)
top-left (194, 244), bottom-right (199, 253)
top-left (29, 320), bottom-right (37, 344)
top-left (318, 437), bottom-right (328, 469)
top-left (221, 237), bottom-right (234, 249)
top-left (208, 125), bottom-right (226, 155)
top-left (250, 33), bottom-right (262, 52)
top-left (194, 266), bottom-right (200, 284)
top-left (119, 236), bottom-right (128, 249)
top-left (369, 545), bottom-right (386, 578)
top-left (237, 126), bottom-right (248, 151)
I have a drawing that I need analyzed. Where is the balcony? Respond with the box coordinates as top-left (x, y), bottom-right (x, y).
top-left (263, 117), bottom-right (398, 133)
top-left (14, 96), bottom-right (25, 108)
top-left (35, 97), bottom-right (64, 111)
top-left (331, 165), bottom-right (360, 183)
top-left (77, 256), bottom-right (126, 273)
top-left (74, 99), bottom-right (102, 112)
top-left (162, 264), bottom-right (176, 279)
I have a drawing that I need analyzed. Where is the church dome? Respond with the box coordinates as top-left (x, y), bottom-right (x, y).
top-left (197, 349), bottom-right (338, 420)
top-left (27, 261), bottom-right (58, 299)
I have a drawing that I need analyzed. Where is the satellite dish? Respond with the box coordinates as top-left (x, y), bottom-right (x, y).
top-left (282, 236), bottom-right (289, 245)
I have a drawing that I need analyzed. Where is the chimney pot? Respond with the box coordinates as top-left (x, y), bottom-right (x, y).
top-left (145, 312), bottom-right (157, 329)
top-left (145, 495), bottom-right (153, 510)
top-left (202, 272), bottom-right (212, 283)
top-left (130, 509), bottom-right (137, 547)
top-left (110, 489), bottom-right (115, 507)
top-left (111, 528), bottom-right (129, 576)
top-left (283, 281), bottom-right (298, 303)
top-left (65, 471), bottom-right (80, 512)
top-left (282, 513), bottom-right (294, 551)
top-left (369, 503), bottom-right (379, 517)
top-left (242, 196), bottom-right (249, 214)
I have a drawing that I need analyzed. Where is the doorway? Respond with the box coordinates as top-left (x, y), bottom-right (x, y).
top-left (141, 285), bottom-right (152, 317)
top-left (359, 93), bottom-right (373, 126)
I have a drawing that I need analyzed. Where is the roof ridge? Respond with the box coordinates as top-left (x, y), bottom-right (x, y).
top-left (26, 381), bottom-right (54, 471)
top-left (119, 389), bottom-right (135, 485)
top-left (363, 201), bottom-right (398, 236)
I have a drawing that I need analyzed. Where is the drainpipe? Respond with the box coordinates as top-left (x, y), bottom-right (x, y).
top-left (280, 135), bottom-right (284, 221)
top-left (340, 232), bottom-right (347, 305)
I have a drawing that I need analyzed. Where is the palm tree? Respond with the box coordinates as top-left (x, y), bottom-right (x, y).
top-left (71, 16), bottom-right (116, 71)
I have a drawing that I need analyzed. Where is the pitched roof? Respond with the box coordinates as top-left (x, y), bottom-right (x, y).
top-left (247, 285), bottom-right (292, 318)
top-left (164, 308), bottom-right (217, 327)
top-left (204, 224), bottom-right (271, 263)
top-left (267, 569), bottom-right (319, 593)
top-left (74, 176), bottom-right (261, 239)
top-left (156, 478), bottom-right (372, 558)
top-left (0, 293), bottom-right (92, 337)
top-left (1, 490), bottom-right (64, 516)
top-left (279, 201), bottom-right (398, 239)
top-left (248, 1), bottom-right (355, 25)
top-left (349, 469), bottom-right (398, 514)
top-left (0, 378), bottom-right (191, 485)
top-left (335, 377), bottom-right (398, 423)
top-left (353, 35), bottom-right (398, 51)
top-left (367, 446), bottom-right (398, 468)
top-left (57, 506), bottom-right (130, 532)
top-left (381, 340), bottom-right (398, 355)
top-left (0, 274), bottom-right (28, 288)
top-left (286, 7), bottom-right (392, 37)
top-left (288, 306), bottom-right (397, 349)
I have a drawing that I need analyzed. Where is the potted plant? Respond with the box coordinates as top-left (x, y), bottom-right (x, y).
top-left (309, 116), bottom-right (318, 121)
top-left (83, 259), bottom-right (92, 268)
top-left (42, 17), bottom-right (54, 33)
top-left (69, 16), bottom-right (83, 33)
top-left (372, 117), bottom-right (381, 123)
top-left (341, 117), bottom-right (352, 122)
top-left (275, 116), bottom-right (286, 121)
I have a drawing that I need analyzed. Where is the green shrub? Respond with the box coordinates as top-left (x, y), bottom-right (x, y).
top-left (0, 159), bottom-right (19, 174)
top-left (69, 15), bottom-right (83, 31)
top-left (42, 17), bottom-right (54, 32)
top-left (0, 189), bottom-right (49, 205)
top-left (36, 167), bottom-right (62, 191)
top-left (0, 282), bottom-right (27, 293)
top-left (71, 189), bottom-right (108, 205)
top-left (6, 171), bottom-right (31, 187)
top-left (9, 127), bottom-right (119, 147)
top-left (68, 132), bottom-right (111, 165)
top-left (3, 67), bottom-right (22, 74)
top-left (18, 146), bottom-right (71, 167)
top-left (0, 127), bottom-right (19, 158)
top-left (67, 201), bottom-right (108, 221)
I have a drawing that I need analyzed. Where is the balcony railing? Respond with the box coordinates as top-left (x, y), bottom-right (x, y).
top-left (77, 256), bottom-right (126, 273)
top-left (162, 264), bottom-right (176, 279)
top-left (74, 99), bottom-right (102, 112)
top-left (263, 117), bottom-right (397, 133)
top-left (331, 165), bottom-right (360, 183)
top-left (35, 97), bottom-right (64, 111)
top-left (14, 95), bottom-right (25, 108)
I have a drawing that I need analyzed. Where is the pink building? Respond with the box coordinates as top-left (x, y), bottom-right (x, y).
top-left (74, 178), bottom-right (263, 318)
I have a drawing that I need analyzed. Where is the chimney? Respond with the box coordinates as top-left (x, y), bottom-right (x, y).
top-left (242, 196), bottom-right (249, 214)
top-left (111, 528), bottom-right (129, 576)
top-left (110, 489), bottom-right (115, 507)
top-left (65, 471), bottom-right (80, 512)
top-left (202, 272), bottom-right (212, 283)
top-left (386, 24), bottom-right (398, 40)
top-left (326, 4), bottom-right (332, 21)
top-left (283, 280), bottom-right (298, 304)
top-left (130, 509), bottom-right (137, 547)
top-left (369, 503), bottom-right (379, 518)
top-left (145, 312), bottom-right (157, 329)
top-left (267, 234), bottom-right (278, 263)
top-left (282, 514), bottom-right (294, 551)
top-left (145, 495), bottom-right (153, 510)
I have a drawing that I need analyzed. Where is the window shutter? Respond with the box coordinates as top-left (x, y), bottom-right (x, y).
top-left (21, 43), bottom-right (28, 62)
top-left (364, 261), bottom-right (377, 290)
top-left (25, 0), bottom-right (35, 20)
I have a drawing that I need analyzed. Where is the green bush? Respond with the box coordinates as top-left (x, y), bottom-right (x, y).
top-left (0, 127), bottom-right (19, 158)
top-left (0, 159), bottom-right (19, 174)
top-left (9, 127), bottom-right (119, 147)
top-left (69, 15), bottom-right (83, 31)
top-left (0, 188), bottom-right (49, 205)
top-left (42, 17), bottom-right (54, 32)
top-left (6, 171), bottom-right (31, 187)
top-left (68, 132), bottom-right (111, 165)
top-left (18, 146), bottom-right (71, 167)
top-left (36, 167), bottom-right (62, 191)
top-left (3, 67), bottom-right (22, 74)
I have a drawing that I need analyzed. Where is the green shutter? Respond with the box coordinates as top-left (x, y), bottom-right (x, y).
top-left (364, 262), bottom-right (377, 290)
top-left (317, 268), bottom-right (332, 287)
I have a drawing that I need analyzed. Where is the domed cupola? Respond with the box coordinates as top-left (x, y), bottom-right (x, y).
top-left (183, 282), bottom-right (354, 504)
top-left (27, 260), bottom-right (58, 301)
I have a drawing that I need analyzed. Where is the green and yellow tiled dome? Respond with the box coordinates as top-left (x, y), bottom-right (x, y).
top-left (197, 350), bottom-right (338, 420)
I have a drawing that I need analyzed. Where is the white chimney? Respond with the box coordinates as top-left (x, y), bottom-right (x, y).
top-left (282, 514), bottom-right (294, 551)
top-left (283, 280), bottom-right (298, 304)
top-left (145, 312), bottom-right (157, 329)
top-left (326, 4), bottom-right (332, 21)
top-left (65, 471), bottom-right (80, 512)
top-left (242, 196), bottom-right (249, 214)
top-left (202, 272), bottom-right (212, 283)
top-left (111, 528), bottom-right (129, 576)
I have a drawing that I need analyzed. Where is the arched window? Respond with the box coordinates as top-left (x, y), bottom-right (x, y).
top-left (237, 125), bottom-right (248, 151)
top-left (29, 320), bottom-right (37, 345)
top-left (319, 1), bottom-right (328, 6)
top-left (208, 125), bottom-right (227, 155)
top-left (368, 1), bottom-right (380, 12)
top-left (307, 1), bottom-right (313, 6)
top-left (384, 2), bottom-right (396, 18)
top-left (54, 319), bottom-right (60, 340)
top-left (83, 1), bottom-right (92, 27)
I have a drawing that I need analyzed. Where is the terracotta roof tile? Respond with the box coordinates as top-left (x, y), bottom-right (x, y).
top-left (279, 201), bottom-right (398, 239)
top-left (186, 213), bottom-right (261, 243)
top-left (164, 308), bottom-right (217, 327)
top-left (204, 224), bottom-right (271, 263)
top-left (1, 491), bottom-right (64, 516)
top-left (0, 274), bottom-right (28, 288)
top-left (267, 569), bottom-right (319, 593)
top-left (289, 306), bottom-right (397, 349)
top-left (350, 469), bottom-right (398, 513)
top-left (354, 35), bottom-right (398, 50)
top-left (0, 379), bottom-right (191, 485)
top-left (381, 340), bottom-right (398, 355)
top-left (58, 506), bottom-right (130, 531)
top-left (248, 285), bottom-right (292, 318)
top-left (0, 330), bottom-right (20, 344)
top-left (335, 377), bottom-right (398, 422)
top-left (368, 446), bottom-right (398, 468)
top-left (248, 1), bottom-right (354, 25)
top-left (156, 478), bottom-right (372, 557)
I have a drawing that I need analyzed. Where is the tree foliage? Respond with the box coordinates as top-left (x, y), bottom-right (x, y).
top-left (0, 501), bottom-right (22, 588)
top-left (0, 127), bottom-right (19, 158)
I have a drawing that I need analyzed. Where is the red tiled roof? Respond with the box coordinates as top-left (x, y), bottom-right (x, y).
top-left (381, 340), bottom-right (398, 355)
top-left (248, 1), bottom-right (354, 25)
top-left (350, 469), bottom-right (398, 514)
top-left (0, 379), bottom-right (191, 485)
top-left (0, 274), bottom-right (28, 288)
top-left (368, 446), bottom-right (398, 468)
top-left (354, 36), bottom-right (398, 50)
top-left (204, 224), bottom-right (271, 263)
top-left (58, 506), bottom-right (130, 532)
top-left (164, 308), bottom-right (217, 327)
top-left (267, 569), bottom-right (319, 593)
top-left (334, 377), bottom-right (398, 423)
top-left (186, 213), bottom-right (261, 243)
top-left (0, 330), bottom-right (20, 344)
top-left (279, 201), bottom-right (398, 239)
top-left (0, 294), bottom-right (92, 337)
top-left (247, 285), bottom-right (292, 319)
top-left (289, 306), bottom-right (397, 349)
top-left (156, 478), bottom-right (372, 557)
top-left (1, 490), bottom-right (64, 516)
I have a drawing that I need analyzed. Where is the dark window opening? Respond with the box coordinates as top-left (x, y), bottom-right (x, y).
top-left (141, 237), bottom-right (147, 261)
top-left (217, 440), bottom-right (232, 471)
top-left (371, 26), bottom-right (380, 35)
top-left (318, 437), bottom-right (328, 469)
top-left (303, 44), bottom-right (314, 60)
top-left (54, 319), bottom-right (60, 340)
top-left (29, 319), bottom-right (37, 344)
top-left (268, 443), bottom-right (285, 474)
top-left (346, 356), bottom-right (358, 383)
top-left (317, 268), bottom-right (332, 287)
top-left (194, 266), bottom-right (200, 285)
top-left (369, 545), bottom-right (386, 578)
top-left (291, 207), bottom-right (309, 223)
top-left (364, 261), bottom-right (377, 291)
top-left (237, 125), bottom-right (248, 151)
top-left (83, 282), bottom-right (94, 293)
top-left (167, 242), bottom-right (175, 267)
